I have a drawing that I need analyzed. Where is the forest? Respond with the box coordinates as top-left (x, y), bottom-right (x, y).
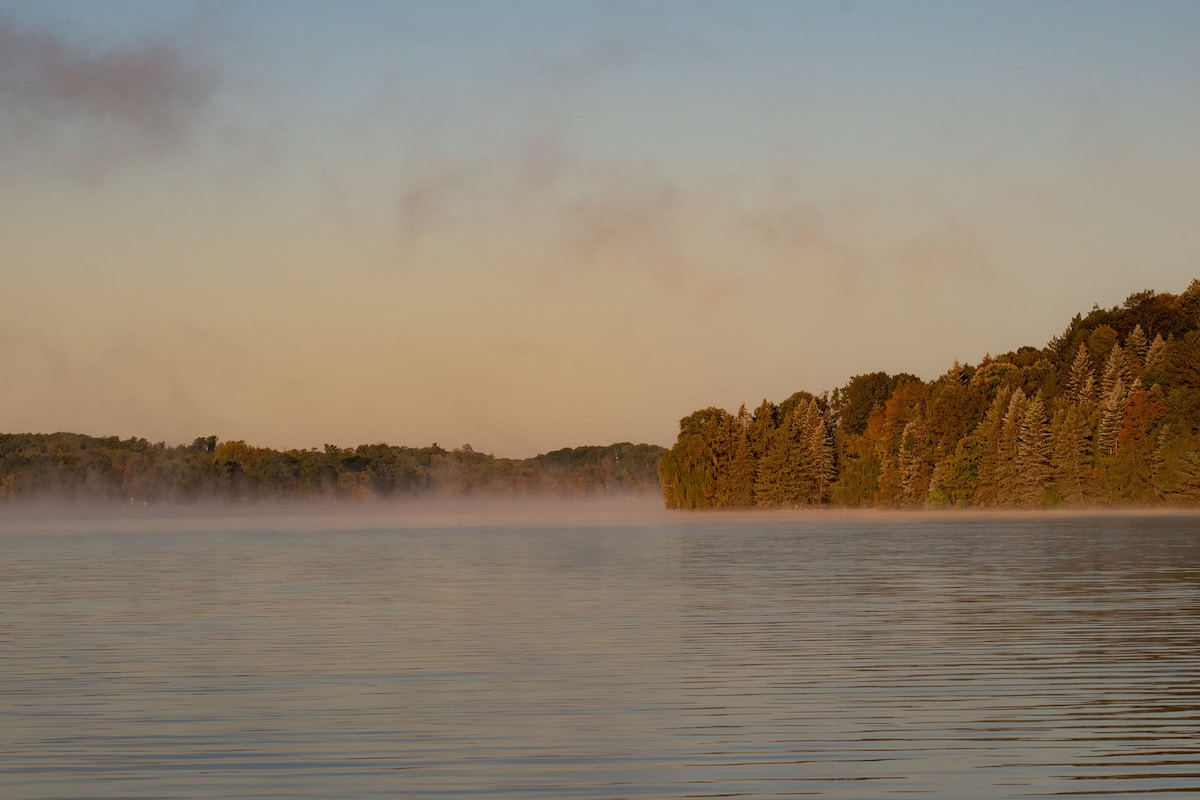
top-left (0, 435), bottom-right (664, 504)
top-left (659, 282), bottom-right (1200, 509)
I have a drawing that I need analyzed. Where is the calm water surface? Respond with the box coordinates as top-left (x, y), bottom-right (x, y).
top-left (3, 511), bottom-right (1200, 798)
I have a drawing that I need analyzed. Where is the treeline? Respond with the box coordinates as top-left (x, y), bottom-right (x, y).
top-left (0, 434), bottom-right (665, 504)
top-left (660, 282), bottom-right (1200, 509)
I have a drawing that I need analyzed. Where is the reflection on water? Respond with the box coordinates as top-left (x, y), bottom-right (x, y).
top-left (2, 513), bottom-right (1200, 798)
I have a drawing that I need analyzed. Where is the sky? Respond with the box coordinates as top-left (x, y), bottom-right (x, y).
top-left (2, 1), bottom-right (1199, 457)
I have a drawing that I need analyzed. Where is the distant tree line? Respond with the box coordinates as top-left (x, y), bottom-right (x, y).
top-left (0, 435), bottom-right (664, 504)
top-left (660, 281), bottom-right (1200, 509)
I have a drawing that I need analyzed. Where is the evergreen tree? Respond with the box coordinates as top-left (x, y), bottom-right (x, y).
top-left (1143, 333), bottom-right (1168, 382)
top-left (746, 399), bottom-right (776, 504)
top-left (725, 405), bottom-right (755, 507)
top-left (806, 404), bottom-right (836, 503)
top-left (995, 388), bottom-right (1028, 505)
top-left (1125, 324), bottom-right (1149, 375)
top-left (1098, 378), bottom-right (1131, 457)
top-left (745, 398), bottom-right (835, 508)
top-left (1051, 405), bottom-right (1095, 506)
top-left (1164, 446), bottom-right (1200, 505)
top-left (755, 413), bottom-right (795, 508)
top-left (1016, 392), bottom-right (1052, 507)
top-left (1066, 342), bottom-right (1096, 407)
top-left (748, 400), bottom-right (777, 458)
top-left (973, 387), bottom-right (1012, 507)
top-left (1100, 343), bottom-right (1132, 403)
top-left (793, 400), bottom-right (825, 506)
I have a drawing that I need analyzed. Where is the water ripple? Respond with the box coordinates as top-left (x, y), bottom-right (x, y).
top-left (2, 515), bottom-right (1199, 798)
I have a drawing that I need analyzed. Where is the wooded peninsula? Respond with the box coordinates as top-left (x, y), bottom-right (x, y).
top-left (660, 282), bottom-right (1200, 509)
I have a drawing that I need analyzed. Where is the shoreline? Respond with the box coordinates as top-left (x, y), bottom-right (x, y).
top-left (3, 495), bottom-right (1199, 535)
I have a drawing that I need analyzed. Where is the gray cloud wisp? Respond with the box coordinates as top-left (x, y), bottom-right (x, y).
top-left (0, 14), bottom-right (218, 168)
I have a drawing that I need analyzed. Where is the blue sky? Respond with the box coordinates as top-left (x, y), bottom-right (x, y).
top-left (3, 1), bottom-right (1198, 455)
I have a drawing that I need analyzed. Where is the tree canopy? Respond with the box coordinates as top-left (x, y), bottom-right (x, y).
top-left (660, 283), bottom-right (1200, 509)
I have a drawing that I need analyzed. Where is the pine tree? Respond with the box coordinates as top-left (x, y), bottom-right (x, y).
top-left (806, 405), bottom-right (836, 504)
top-left (755, 414), bottom-right (797, 508)
top-left (1098, 378), bottom-right (1132, 457)
top-left (725, 405), bottom-right (755, 507)
top-left (1100, 343), bottom-right (1132, 403)
top-left (787, 402), bottom-right (817, 505)
top-left (754, 398), bottom-right (838, 507)
top-left (1143, 333), bottom-right (1168, 381)
top-left (995, 388), bottom-right (1027, 506)
top-left (1095, 342), bottom-right (1135, 460)
top-left (1067, 342), bottom-right (1096, 407)
top-left (1016, 392), bottom-right (1052, 507)
top-left (1051, 405), bottom-right (1095, 506)
top-left (973, 387), bottom-right (1012, 507)
top-left (1125, 324), bottom-right (1149, 376)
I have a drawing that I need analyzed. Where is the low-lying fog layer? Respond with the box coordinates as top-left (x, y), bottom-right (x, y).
top-left (0, 494), bottom-right (672, 535)
top-left (3, 494), bottom-right (1198, 536)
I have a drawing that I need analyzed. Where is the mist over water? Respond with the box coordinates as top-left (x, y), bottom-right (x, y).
top-left (3, 512), bottom-right (1200, 798)
top-left (0, 493), bottom-right (670, 534)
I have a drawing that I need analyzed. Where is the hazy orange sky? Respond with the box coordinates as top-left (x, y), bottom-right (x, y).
top-left (3, 1), bottom-right (1199, 456)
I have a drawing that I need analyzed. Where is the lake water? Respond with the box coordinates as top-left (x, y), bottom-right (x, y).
top-left (3, 508), bottom-right (1200, 799)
